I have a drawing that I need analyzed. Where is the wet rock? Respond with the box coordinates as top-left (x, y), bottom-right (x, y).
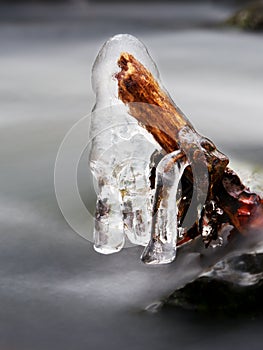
top-left (166, 253), bottom-right (263, 317)
top-left (226, 1), bottom-right (263, 30)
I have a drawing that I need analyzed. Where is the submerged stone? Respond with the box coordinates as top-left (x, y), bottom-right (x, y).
top-left (166, 253), bottom-right (263, 317)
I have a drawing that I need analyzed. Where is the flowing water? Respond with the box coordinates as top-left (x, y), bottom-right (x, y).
top-left (1, 2), bottom-right (263, 349)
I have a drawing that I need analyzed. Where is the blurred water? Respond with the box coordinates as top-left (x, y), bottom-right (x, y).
top-left (1, 2), bottom-right (263, 350)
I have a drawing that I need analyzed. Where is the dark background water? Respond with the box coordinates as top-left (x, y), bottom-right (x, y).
top-left (1, 1), bottom-right (263, 349)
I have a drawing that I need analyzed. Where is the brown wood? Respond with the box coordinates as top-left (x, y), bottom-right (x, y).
top-left (116, 52), bottom-right (188, 153)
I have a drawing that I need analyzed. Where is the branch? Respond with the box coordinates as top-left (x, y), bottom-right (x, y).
top-left (116, 52), bottom-right (263, 245)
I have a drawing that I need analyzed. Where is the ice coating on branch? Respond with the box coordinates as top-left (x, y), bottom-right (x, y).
top-left (90, 35), bottom-right (162, 253)
top-left (90, 34), bottom-right (212, 259)
top-left (91, 34), bottom-right (161, 110)
top-left (141, 126), bottom-right (213, 265)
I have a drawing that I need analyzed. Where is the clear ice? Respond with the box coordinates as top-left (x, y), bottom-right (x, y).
top-left (90, 34), bottom-right (162, 254)
top-left (141, 150), bottom-right (189, 264)
top-left (89, 34), bottom-right (209, 263)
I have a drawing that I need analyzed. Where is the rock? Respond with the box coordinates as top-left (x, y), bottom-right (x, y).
top-left (226, 1), bottom-right (263, 30)
top-left (166, 253), bottom-right (263, 317)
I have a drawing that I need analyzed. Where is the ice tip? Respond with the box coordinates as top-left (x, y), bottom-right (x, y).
top-left (108, 33), bottom-right (142, 42)
top-left (91, 33), bottom-right (160, 95)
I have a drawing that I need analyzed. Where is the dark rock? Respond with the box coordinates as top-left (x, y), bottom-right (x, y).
top-left (226, 1), bottom-right (263, 30)
top-left (166, 253), bottom-right (263, 317)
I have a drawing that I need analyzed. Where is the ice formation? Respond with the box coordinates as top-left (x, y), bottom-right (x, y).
top-left (89, 34), bottom-right (263, 265)
top-left (89, 35), bottom-right (162, 254)
top-left (141, 150), bottom-right (189, 264)
top-left (89, 34), bottom-right (209, 263)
